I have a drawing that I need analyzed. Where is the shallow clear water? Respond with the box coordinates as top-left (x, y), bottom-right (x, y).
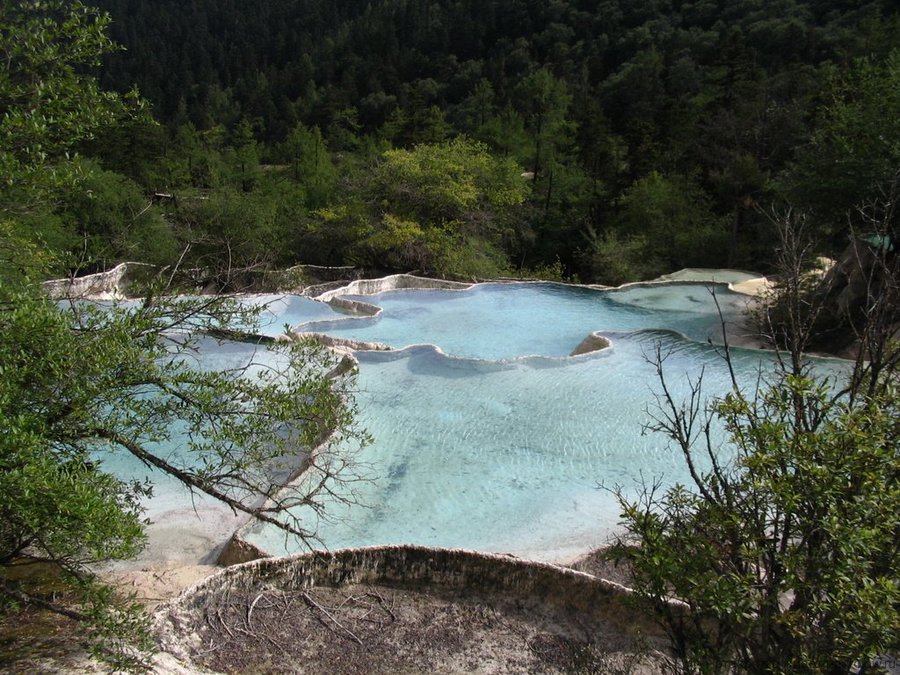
top-left (240, 281), bottom-right (845, 560)
top-left (108, 281), bottom-right (845, 562)
top-left (90, 295), bottom-right (335, 516)
top-left (301, 282), bottom-right (752, 359)
top-left (244, 332), bottom-right (771, 559)
top-left (242, 293), bottom-right (339, 336)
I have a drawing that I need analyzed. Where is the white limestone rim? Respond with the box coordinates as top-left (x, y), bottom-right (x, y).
top-left (42, 265), bottom-right (769, 302)
top-left (291, 331), bottom-right (392, 353)
top-left (42, 262), bottom-right (131, 300)
top-left (311, 270), bottom-right (769, 303)
top-left (166, 544), bottom-right (635, 605)
top-left (632, 267), bottom-right (770, 294)
top-left (293, 333), bottom-right (614, 366)
top-left (603, 278), bottom-right (771, 303)
top-left (375, 337), bottom-right (617, 364)
top-left (295, 270), bottom-right (770, 361)
top-left (290, 324), bottom-right (616, 362)
top-left (313, 273), bottom-right (471, 302)
top-left (326, 295), bottom-right (382, 317)
top-left (154, 544), bottom-right (675, 667)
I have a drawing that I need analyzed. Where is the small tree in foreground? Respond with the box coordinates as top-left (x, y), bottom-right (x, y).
top-left (0, 3), bottom-right (369, 669)
top-left (0, 243), bottom-right (369, 669)
top-left (609, 201), bottom-right (899, 673)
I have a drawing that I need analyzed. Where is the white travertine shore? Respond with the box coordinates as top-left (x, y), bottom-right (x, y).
top-left (41, 262), bottom-right (129, 299)
top-left (44, 264), bottom-right (769, 302)
top-left (312, 273), bottom-right (471, 301)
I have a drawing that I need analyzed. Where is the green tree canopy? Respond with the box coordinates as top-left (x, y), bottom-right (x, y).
top-left (276, 122), bottom-right (338, 208)
top-left (361, 136), bottom-right (529, 277)
top-left (58, 162), bottom-right (180, 268)
top-left (0, 0), bottom-right (144, 211)
top-left (613, 171), bottom-right (726, 277)
top-left (787, 50), bottom-right (900, 241)
top-left (372, 136), bottom-right (528, 226)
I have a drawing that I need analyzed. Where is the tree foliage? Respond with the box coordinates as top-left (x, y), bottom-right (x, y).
top-left (787, 51), bottom-right (900, 241)
top-left (0, 4), bottom-right (367, 669)
top-left (373, 136), bottom-right (527, 223)
top-left (358, 136), bottom-right (527, 277)
top-left (0, 0), bottom-right (144, 210)
top-left (610, 212), bottom-right (900, 673)
top-left (615, 171), bottom-right (727, 277)
top-left (59, 162), bottom-right (180, 268)
top-left (1, 256), bottom-right (368, 667)
top-left (81, 0), bottom-right (898, 278)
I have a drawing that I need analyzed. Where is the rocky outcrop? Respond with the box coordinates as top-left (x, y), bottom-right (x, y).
top-left (291, 331), bottom-right (392, 353)
top-left (823, 238), bottom-right (895, 311)
top-left (807, 237), bottom-right (898, 354)
top-left (290, 263), bottom-right (358, 283)
top-left (215, 535), bottom-right (270, 567)
top-left (42, 263), bottom-right (131, 299)
top-left (326, 295), bottom-right (382, 316)
top-left (42, 262), bottom-right (166, 299)
top-left (155, 544), bottom-right (667, 670)
top-left (569, 332), bottom-right (612, 356)
top-left (190, 546), bottom-right (638, 607)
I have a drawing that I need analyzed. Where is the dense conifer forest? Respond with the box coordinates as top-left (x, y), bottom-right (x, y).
top-left (16, 0), bottom-right (900, 283)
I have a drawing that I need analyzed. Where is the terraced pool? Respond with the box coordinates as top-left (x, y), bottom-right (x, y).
top-left (112, 275), bottom-right (847, 561)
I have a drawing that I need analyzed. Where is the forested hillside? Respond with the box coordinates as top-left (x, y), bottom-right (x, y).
top-left (23, 0), bottom-right (900, 283)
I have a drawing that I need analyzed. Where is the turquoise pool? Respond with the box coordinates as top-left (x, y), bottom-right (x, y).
top-left (110, 280), bottom-right (846, 561)
top-left (242, 281), bottom-right (815, 560)
top-left (294, 282), bottom-right (752, 359)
